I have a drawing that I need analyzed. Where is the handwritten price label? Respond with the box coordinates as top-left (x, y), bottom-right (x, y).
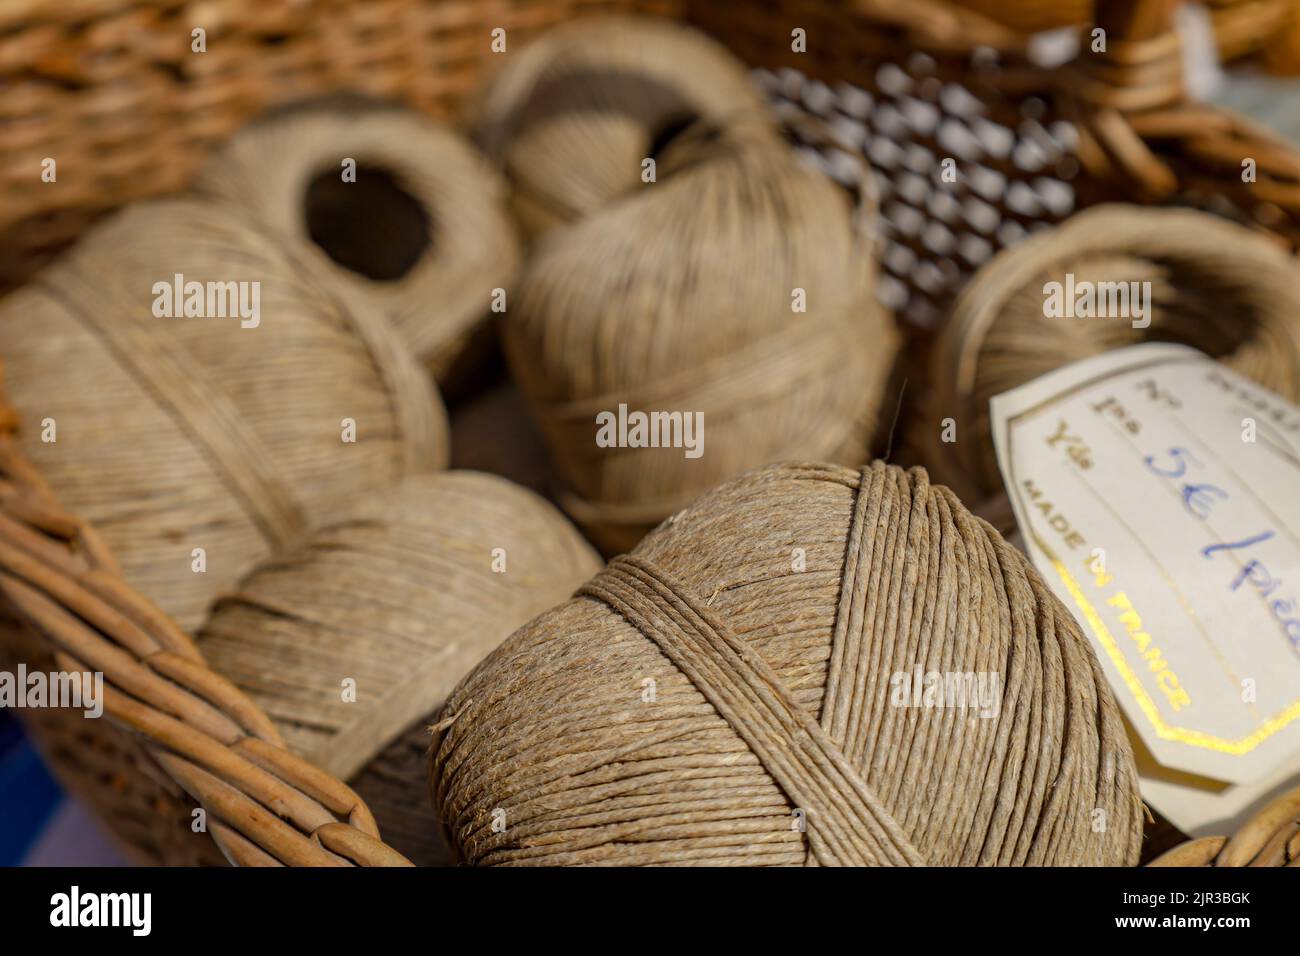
top-left (991, 344), bottom-right (1300, 798)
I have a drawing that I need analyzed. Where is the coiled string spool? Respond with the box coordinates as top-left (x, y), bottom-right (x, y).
top-left (431, 461), bottom-right (1144, 866)
top-left (475, 15), bottom-right (782, 238)
top-left (928, 204), bottom-right (1300, 500)
top-left (504, 120), bottom-right (898, 552)
top-left (199, 471), bottom-right (601, 866)
top-left (0, 197), bottom-right (447, 630)
top-left (196, 105), bottom-right (519, 386)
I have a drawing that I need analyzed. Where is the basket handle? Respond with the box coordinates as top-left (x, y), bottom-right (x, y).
top-left (0, 375), bottom-right (412, 867)
top-left (1096, 0), bottom-right (1181, 41)
top-left (1051, 0), bottom-right (1300, 220)
top-left (1075, 0), bottom-right (1185, 114)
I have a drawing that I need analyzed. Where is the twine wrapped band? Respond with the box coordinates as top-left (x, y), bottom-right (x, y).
top-left (580, 553), bottom-right (923, 866)
top-left (546, 298), bottom-right (890, 534)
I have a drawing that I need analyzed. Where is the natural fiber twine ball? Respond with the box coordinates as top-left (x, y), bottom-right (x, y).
top-left (195, 106), bottom-right (519, 385)
top-left (929, 204), bottom-right (1300, 500)
top-left (476, 15), bottom-right (780, 238)
top-left (503, 130), bottom-right (898, 553)
top-left (431, 461), bottom-right (1143, 866)
top-left (0, 197), bottom-right (448, 631)
top-left (198, 471), bottom-right (601, 866)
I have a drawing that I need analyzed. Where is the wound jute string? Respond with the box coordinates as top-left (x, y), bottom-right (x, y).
top-left (198, 471), bottom-right (600, 866)
top-left (475, 15), bottom-right (782, 238)
top-left (431, 461), bottom-right (1144, 866)
top-left (929, 204), bottom-right (1300, 500)
top-left (0, 197), bottom-right (447, 630)
top-left (195, 105), bottom-right (520, 386)
top-left (505, 130), bottom-right (898, 552)
top-left (485, 18), bottom-right (898, 552)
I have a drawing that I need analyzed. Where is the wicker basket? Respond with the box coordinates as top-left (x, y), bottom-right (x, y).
top-left (947, 0), bottom-right (1300, 69)
top-left (2, 0), bottom-right (1299, 866)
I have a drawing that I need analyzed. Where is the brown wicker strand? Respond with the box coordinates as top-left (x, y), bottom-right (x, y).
top-left (1146, 785), bottom-right (1300, 866)
top-left (0, 396), bottom-right (409, 866)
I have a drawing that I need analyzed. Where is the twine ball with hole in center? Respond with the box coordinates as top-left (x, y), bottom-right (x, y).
top-left (0, 197), bottom-right (448, 631)
top-left (502, 125), bottom-right (899, 553)
top-left (197, 471), bottom-right (601, 866)
top-left (430, 460), bottom-right (1143, 866)
top-left (194, 106), bottom-right (519, 386)
top-left (475, 15), bottom-right (781, 238)
top-left (928, 204), bottom-right (1300, 500)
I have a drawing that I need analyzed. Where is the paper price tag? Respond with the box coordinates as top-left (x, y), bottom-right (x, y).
top-left (990, 344), bottom-right (1300, 800)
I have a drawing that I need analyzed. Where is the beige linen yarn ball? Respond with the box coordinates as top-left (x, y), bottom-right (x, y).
top-left (503, 131), bottom-right (899, 552)
top-left (0, 197), bottom-right (448, 631)
top-left (198, 471), bottom-right (601, 866)
top-left (476, 15), bottom-right (780, 237)
top-left (929, 204), bottom-right (1300, 499)
top-left (195, 105), bottom-right (519, 384)
top-left (431, 460), bottom-right (1144, 866)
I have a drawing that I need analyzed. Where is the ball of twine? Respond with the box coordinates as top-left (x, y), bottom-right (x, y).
top-left (930, 204), bottom-right (1300, 499)
top-left (503, 128), bottom-right (898, 553)
top-left (198, 471), bottom-right (601, 866)
top-left (431, 460), bottom-right (1143, 866)
top-left (476, 15), bottom-right (780, 237)
top-left (195, 105), bottom-right (520, 384)
top-left (0, 197), bottom-right (448, 630)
